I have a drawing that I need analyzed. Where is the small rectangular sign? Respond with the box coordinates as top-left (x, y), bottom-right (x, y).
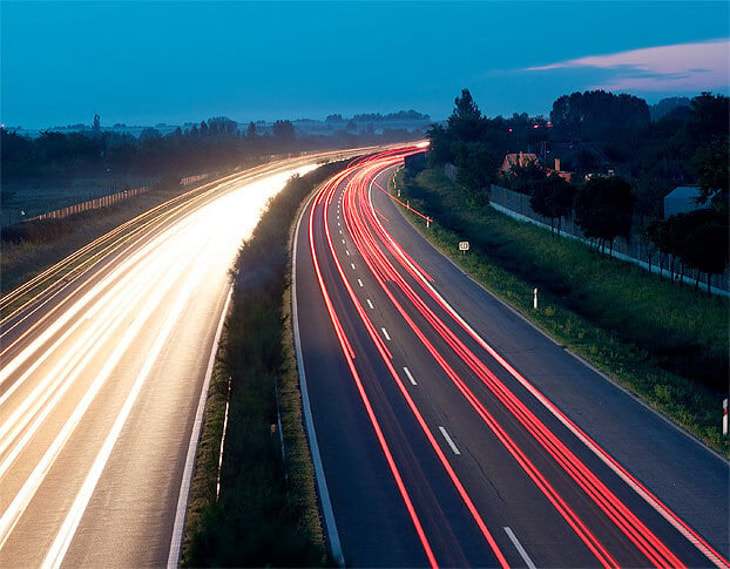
top-left (458, 241), bottom-right (470, 251)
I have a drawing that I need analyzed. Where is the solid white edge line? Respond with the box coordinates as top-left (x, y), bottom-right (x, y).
top-left (504, 526), bottom-right (537, 569)
top-left (291, 194), bottom-right (344, 567)
top-left (438, 426), bottom-right (461, 455)
top-left (403, 367), bottom-right (417, 386)
top-left (166, 287), bottom-right (232, 568)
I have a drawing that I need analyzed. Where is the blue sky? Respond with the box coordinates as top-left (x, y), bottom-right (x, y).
top-left (1, 1), bottom-right (728, 130)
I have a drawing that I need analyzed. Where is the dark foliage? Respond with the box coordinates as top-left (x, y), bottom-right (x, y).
top-left (574, 176), bottom-right (635, 252)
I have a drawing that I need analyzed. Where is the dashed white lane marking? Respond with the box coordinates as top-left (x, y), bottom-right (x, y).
top-left (366, 299), bottom-right (374, 310)
top-left (403, 367), bottom-right (417, 386)
top-left (381, 327), bottom-right (391, 341)
top-left (438, 426), bottom-right (461, 455)
top-left (504, 527), bottom-right (537, 569)
top-left (357, 279), bottom-right (363, 288)
top-left (350, 262), bottom-right (356, 270)
top-left (345, 250), bottom-right (350, 256)
top-left (341, 239), bottom-right (345, 244)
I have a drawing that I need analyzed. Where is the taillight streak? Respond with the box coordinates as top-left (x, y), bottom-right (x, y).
top-left (343, 152), bottom-right (696, 568)
top-left (368, 161), bottom-right (730, 569)
top-left (341, 160), bottom-right (616, 568)
top-left (307, 172), bottom-right (437, 568)
top-left (320, 162), bottom-right (511, 568)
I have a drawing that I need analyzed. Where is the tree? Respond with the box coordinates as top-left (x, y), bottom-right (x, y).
top-left (574, 176), bottom-right (635, 254)
top-left (452, 140), bottom-right (498, 204)
top-left (426, 123), bottom-right (453, 164)
top-left (447, 88), bottom-right (487, 142)
top-left (652, 209), bottom-right (729, 293)
top-left (246, 122), bottom-right (258, 139)
top-left (550, 90), bottom-right (650, 143)
top-left (530, 174), bottom-right (575, 236)
top-left (272, 120), bottom-right (295, 147)
top-left (690, 135), bottom-right (729, 215)
top-left (682, 222), bottom-right (728, 294)
top-left (503, 158), bottom-right (545, 195)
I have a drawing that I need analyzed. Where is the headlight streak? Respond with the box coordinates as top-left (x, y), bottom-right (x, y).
top-left (0, 160), bottom-right (322, 564)
top-left (308, 147), bottom-right (726, 569)
top-left (0, 225), bottom-right (205, 549)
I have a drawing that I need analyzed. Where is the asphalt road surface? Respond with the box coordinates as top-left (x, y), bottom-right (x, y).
top-left (0, 152), bottom-right (363, 568)
top-left (293, 147), bottom-right (729, 568)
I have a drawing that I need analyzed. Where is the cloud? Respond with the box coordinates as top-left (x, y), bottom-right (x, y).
top-left (526, 39), bottom-right (729, 93)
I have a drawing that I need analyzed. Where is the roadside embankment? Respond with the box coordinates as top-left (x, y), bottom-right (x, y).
top-left (396, 167), bottom-right (728, 454)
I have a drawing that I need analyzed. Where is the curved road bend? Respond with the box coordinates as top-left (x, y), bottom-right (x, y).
top-left (293, 147), bottom-right (729, 568)
top-left (0, 152), bottom-right (357, 568)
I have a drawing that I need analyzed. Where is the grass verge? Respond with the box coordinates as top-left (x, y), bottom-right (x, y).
top-left (397, 167), bottom-right (728, 454)
top-left (181, 161), bottom-right (349, 567)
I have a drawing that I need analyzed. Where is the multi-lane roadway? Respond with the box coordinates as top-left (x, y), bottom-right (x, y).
top-left (293, 148), bottom-right (729, 568)
top-left (0, 154), bottom-right (354, 567)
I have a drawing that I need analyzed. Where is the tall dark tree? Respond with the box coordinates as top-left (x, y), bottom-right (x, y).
top-left (574, 176), bottom-right (635, 254)
top-left (447, 88), bottom-right (487, 142)
top-left (530, 174), bottom-right (576, 236)
top-left (690, 135), bottom-right (729, 215)
top-left (452, 140), bottom-right (498, 204)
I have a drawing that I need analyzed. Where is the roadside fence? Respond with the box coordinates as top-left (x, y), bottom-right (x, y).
top-left (488, 184), bottom-right (729, 295)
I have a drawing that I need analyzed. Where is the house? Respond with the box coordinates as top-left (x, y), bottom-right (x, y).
top-left (663, 186), bottom-right (703, 218)
top-left (500, 152), bottom-right (539, 176)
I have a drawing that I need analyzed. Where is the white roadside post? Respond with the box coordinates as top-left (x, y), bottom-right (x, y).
top-left (723, 398), bottom-right (728, 437)
top-left (533, 288), bottom-right (538, 310)
top-left (426, 217), bottom-right (431, 229)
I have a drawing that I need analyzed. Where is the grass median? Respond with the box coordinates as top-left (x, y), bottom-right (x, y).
top-left (395, 167), bottom-right (728, 454)
top-left (181, 161), bottom-right (349, 567)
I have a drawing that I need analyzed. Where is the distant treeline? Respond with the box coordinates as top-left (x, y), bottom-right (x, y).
top-left (0, 113), bottom-right (425, 191)
top-left (325, 109), bottom-right (430, 123)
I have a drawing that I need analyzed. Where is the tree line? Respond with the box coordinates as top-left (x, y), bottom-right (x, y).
top-left (0, 113), bottom-right (424, 196)
top-left (427, 89), bottom-right (729, 293)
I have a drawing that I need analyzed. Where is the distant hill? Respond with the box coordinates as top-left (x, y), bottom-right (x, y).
top-left (650, 97), bottom-right (692, 121)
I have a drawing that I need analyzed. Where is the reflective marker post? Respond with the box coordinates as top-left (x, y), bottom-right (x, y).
top-left (723, 398), bottom-right (728, 437)
top-left (533, 288), bottom-right (538, 310)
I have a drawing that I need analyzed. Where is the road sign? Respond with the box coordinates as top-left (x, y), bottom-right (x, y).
top-left (458, 241), bottom-right (469, 252)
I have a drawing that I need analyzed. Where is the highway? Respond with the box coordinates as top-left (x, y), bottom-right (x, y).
top-left (0, 153), bottom-right (353, 568)
top-left (293, 148), bottom-right (730, 568)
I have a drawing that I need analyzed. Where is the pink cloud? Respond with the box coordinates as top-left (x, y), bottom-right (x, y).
top-left (527, 39), bottom-right (729, 92)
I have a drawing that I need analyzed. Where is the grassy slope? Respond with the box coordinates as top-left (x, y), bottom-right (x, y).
top-left (398, 167), bottom-right (728, 453)
top-left (182, 163), bottom-right (348, 566)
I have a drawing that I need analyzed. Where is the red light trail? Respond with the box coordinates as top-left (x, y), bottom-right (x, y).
top-left (303, 147), bottom-right (730, 568)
